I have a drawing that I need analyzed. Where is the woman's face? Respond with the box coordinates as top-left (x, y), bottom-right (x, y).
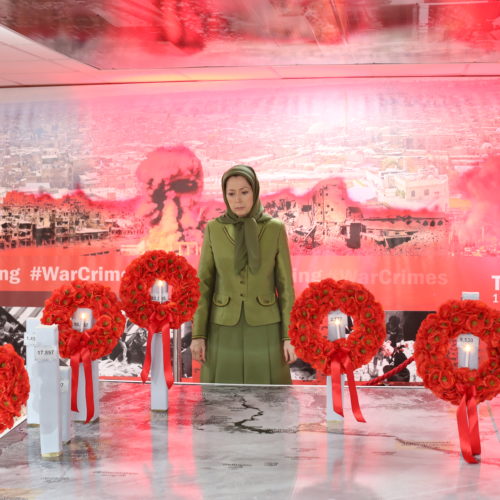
top-left (225, 175), bottom-right (254, 217)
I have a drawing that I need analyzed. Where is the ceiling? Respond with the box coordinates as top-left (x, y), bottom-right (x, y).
top-left (0, 0), bottom-right (499, 88)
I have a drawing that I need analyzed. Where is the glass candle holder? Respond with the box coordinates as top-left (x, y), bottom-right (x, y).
top-left (72, 308), bottom-right (93, 332)
top-left (151, 280), bottom-right (169, 304)
top-left (328, 311), bottom-right (346, 340)
top-left (457, 334), bottom-right (479, 369)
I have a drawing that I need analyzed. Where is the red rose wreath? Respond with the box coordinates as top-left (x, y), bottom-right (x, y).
top-left (0, 344), bottom-right (30, 433)
top-left (289, 279), bottom-right (385, 422)
top-left (414, 299), bottom-right (500, 463)
top-left (120, 250), bottom-right (200, 387)
top-left (42, 280), bottom-right (126, 422)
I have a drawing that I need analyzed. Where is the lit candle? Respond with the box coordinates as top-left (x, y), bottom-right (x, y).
top-left (72, 308), bottom-right (93, 334)
top-left (335, 317), bottom-right (341, 339)
top-left (463, 343), bottom-right (473, 369)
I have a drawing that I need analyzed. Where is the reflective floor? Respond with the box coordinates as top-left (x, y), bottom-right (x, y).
top-left (1, 383), bottom-right (499, 500)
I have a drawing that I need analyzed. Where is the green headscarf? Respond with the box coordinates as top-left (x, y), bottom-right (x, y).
top-left (217, 165), bottom-right (271, 274)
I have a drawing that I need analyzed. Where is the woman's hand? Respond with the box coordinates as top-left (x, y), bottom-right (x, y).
top-left (191, 338), bottom-right (206, 363)
top-left (282, 339), bottom-right (297, 364)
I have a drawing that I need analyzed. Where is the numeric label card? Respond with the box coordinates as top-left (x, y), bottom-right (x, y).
top-left (34, 346), bottom-right (58, 362)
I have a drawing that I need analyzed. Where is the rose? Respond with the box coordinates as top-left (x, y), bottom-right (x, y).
top-left (483, 375), bottom-right (499, 391)
top-left (449, 311), bottom-right (467, 328)
top-left (359, 333), bottom-right (378, 349)
top-left (455, 367), bottom-right (477, 384)
top-left (465, 315), bottom-right (483, 334)
top-left (0, 408), bottom-right (14, 433)
top-left (352, 343), bottom-right (370, 362)
top-left (145, 257), bottom-right (160, 273)
top-left (438, 369), bottom-right (456, 390)
top-left (438, 300), bottom-right (460, 319)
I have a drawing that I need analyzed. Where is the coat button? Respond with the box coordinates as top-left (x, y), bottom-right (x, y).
top-left (240, 281), bottom-right (244, 284)
top-left (240, 293), bottom-right (244, 297)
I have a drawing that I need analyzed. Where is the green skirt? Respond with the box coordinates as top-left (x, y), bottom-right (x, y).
top-left (200, 311), bottom-right (292, 385)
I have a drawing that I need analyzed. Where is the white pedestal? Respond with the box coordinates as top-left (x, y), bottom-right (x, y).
top-left (458, 291), bottom-right (480, 369)
top-left (72, 360), bottom-right (100, 422)
top-left (326, 311), bottom-right (348, 425)
top-left (25, 318), bottom-right (40, 426)
top-left (326, 374), bottom-right (345, 423)
top-left (35, 324), bottom-right (62, 458)
top-left (60, 367), bottom-right (72, 443)
top-left (151, 333), bottom-right (168, 412)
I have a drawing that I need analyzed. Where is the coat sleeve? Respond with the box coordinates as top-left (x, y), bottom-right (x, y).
top-left (192, 222), bottom-right (216, 339)
top-left (274, 222), bottom-right (295, 341)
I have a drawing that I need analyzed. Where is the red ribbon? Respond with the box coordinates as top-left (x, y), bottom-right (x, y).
top-left (329, 349), bottom-right (366, 423)
top-left (456, 385), bottom-right (481, 464)
top-left (140, 313), bottom-right (174, 389)
top-left (70, 347), bottom-right (94, 424)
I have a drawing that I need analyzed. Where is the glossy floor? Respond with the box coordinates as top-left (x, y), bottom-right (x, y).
top-left (0, 383), bottom-right (499, 500)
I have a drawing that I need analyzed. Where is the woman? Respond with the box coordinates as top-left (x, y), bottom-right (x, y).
top-left (191, 165), bottom-right (296, 384)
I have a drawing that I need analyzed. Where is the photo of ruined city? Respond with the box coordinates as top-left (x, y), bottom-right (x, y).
top-left (0, 78), bottom-right (498, 260)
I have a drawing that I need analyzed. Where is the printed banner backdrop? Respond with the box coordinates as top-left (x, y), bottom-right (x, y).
top-left (0, 77), bottom-right (498, 383)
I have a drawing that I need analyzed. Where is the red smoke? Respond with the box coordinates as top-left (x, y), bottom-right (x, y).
top-left (455, 155), bottom-right (500, 243)
top-left (135, 145), bottom-right (203, 195)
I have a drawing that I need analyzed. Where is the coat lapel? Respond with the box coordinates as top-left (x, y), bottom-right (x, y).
top-left (223, 225), bottom-right (235, 245)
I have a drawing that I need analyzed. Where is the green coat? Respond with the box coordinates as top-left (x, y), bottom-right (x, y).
top-left (192, 217), bottom-right (295, 340)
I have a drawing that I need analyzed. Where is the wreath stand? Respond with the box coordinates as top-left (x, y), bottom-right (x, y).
top-left (42, 281), bottom-right (126, 425)
top-left (289, 279), bottom-right (386, 425)
top-left (369, 293), bottom-right (499, 464)
top-left (120, 250), bottom-right (200, 413)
